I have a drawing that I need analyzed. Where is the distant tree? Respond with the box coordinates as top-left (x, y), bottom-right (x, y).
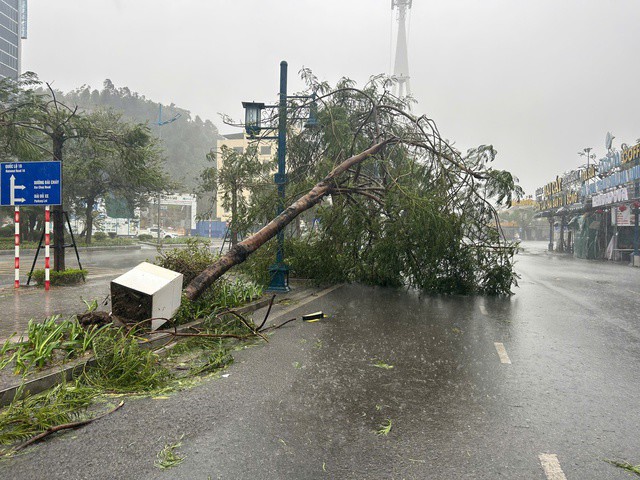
top-left (63, 81), bottom-right (221, 188)
top-left (203, 144), bottom-right (272, 247)
top-left (498, 205), bottom-right (540, 240)
top-left (64, 109), bottom-right (169, 243)
top-left (0, 74), bottom-right (171, 268)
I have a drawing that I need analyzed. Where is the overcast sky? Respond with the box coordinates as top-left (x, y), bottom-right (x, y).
top-left (21, 0), bottom-right (640, 195)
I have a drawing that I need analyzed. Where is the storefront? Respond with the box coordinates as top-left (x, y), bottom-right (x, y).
top-left (535, 139), bottom-right (640, 263)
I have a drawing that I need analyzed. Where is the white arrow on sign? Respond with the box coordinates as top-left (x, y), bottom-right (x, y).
top-left (9, 175), bottom-right (26, 205)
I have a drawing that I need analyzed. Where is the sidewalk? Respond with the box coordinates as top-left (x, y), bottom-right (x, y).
top-left (0, 241), bottom-right (230, 342)
top-left (0, 274), bottom-right (115, 343)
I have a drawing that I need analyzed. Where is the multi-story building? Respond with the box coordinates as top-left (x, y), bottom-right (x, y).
top-left (0, 0), bottom-right (26, 79)
top-left (215, 132), bottom-right (275, 221)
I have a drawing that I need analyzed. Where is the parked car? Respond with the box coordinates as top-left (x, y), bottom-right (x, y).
top-left (148, 227), bottom-right (177, 239)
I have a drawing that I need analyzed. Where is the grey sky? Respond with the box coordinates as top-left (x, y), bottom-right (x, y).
top-left (21, 0), bottom-right (640, 195)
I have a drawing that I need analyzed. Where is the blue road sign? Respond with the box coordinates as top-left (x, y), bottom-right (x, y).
top-left (0, 161), bottom-right (62, 206)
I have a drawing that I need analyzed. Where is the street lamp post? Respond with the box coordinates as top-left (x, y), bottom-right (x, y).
top-left (270, 60), bottom-right (290, 292)
top-left (242, 60), bottom-right (317, 292)
top-left (155, 104), bottom-right (181, 242)
top-left (578, 147), bottom-right (596, 185)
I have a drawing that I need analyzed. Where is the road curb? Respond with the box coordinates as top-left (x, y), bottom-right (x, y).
top-left (0, 244), bottom-right (143, 256)
top-left (0, 295), bottom-right (274, 407)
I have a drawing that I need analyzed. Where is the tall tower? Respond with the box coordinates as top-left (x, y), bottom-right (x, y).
top-left (392, 0), bottom-right (412, 98)
top-left (0, 0), bottom-right (26, 79)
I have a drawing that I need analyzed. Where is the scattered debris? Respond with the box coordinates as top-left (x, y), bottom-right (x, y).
top-left (12, 400), bottom-right (124, 453)
top-left (155, 435), bottom-right (186, 470)
top-left (605, 459), bottom-right (640, 476)
top-left (370, 361), bottom-right (394, 370)
top-left (302, 311), bottom-right (325, 322)
top-left (77, 311), bottom-right (112, 328)
top-left (376, 419), bottom-right (393, 436)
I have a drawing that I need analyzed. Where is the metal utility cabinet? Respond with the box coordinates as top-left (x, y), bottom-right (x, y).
top-left (111, 262), bottom-right (183, 330)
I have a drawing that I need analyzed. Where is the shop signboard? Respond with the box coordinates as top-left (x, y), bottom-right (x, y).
top-left (592, 187), bottom-right (629, 207)
top-left (613, 206), bottom-right (636, 226)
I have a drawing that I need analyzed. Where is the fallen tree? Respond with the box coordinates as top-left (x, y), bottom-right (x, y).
top-left (184, 140), bottom-right (392, 300)
top-left (186, 74), bottom-right (522, 301)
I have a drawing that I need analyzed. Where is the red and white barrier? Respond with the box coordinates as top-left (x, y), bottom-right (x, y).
top-left (14, 207), bottom-right (19, 288)
top-left (45, 206), bottom-right (51, 291)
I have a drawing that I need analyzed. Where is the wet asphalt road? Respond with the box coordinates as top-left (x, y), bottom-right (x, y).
top-left (1, 241), bottom-right (639, 479)
top-left (0, 242), bottom-right (226, 287)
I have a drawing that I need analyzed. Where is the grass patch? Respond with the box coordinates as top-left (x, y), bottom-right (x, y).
top-left (79, 237), bottom-right (136, 247)
top-left (31, 269), bottom-right (87, 286)
top-left (156, 241), bottom-right (263, 325)
top-left (1, 316), bottom-right (110, 375)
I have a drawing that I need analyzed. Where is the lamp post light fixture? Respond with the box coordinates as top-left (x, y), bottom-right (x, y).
top-left (242, 102), bottom-right (266, 137)
top-left (578, 147), bottom-right (596, 171)
top-left (242, 60), bottom-right (318, 292)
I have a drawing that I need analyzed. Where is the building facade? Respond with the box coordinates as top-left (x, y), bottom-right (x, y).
top-left (0, 0), bottom-right (25, 80)
top-left (535, 137), bottom-right (640, 263)
top-left (215, 132), bottom-right (275, 221)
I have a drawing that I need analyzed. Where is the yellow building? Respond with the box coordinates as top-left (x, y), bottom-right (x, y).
top-left (215, 132), bottom-right (275, 221)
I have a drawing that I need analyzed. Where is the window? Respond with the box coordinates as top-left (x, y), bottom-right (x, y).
top-left (233, 147), bottom-right (244, 153)
top-left (260, 146), bottom-right (272, 156)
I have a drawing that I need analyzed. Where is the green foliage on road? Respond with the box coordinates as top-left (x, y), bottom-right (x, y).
top-left (0, 280), bottom-right (265, 454)
top-left (605, 459), bottom-right (640, 476)
top-left (0, 382), bottom-right (96, 447)
top-left (84, 330), bottom-right (170, 393)
top-left (155, 436), bottom-right (186, 470)
top-left (376, 419), bottom-right (393, 436)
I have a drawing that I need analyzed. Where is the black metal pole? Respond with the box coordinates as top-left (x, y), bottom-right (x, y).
top-left (634, 181), bottom-right (639, 264)
top-left (267, 61), bottom-right (291, 292)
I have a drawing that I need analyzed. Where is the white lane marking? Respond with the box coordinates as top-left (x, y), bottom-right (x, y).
top-left (539, 454), bottom-right (567, 480)
top-left (494, 342), bottom-right (511, 364)
top-left (479, 304), bottom-right (488, 315)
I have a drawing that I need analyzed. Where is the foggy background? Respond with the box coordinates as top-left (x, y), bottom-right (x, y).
top-left (21, 0), bottom-right (640, 195)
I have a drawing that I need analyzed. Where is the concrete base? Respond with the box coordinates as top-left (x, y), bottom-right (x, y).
top-left (633, 254), bottom-right (640, 267)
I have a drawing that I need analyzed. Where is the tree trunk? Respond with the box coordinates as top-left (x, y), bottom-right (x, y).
top-left (231, 188), bottom-right (238, 247)
top-left (184, 140), bottom-right (391, 301)
top-left (52, 134), bottom-right (65, 271)
top-left (84, 196), bottom-right (95, 245)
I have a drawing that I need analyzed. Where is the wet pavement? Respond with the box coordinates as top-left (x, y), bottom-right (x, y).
top-left (1, 241), bottom-right (639, 478)
top-left (0, 242), bottom-right (224, 342)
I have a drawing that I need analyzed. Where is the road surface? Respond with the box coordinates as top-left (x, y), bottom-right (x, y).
top-left (0, 241), bottom-right (638, 479)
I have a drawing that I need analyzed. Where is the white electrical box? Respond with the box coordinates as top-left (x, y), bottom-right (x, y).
top-left (111, 262), bottom-right (183, 330)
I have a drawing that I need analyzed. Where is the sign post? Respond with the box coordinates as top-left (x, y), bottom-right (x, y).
top-left (1, 161), bottom-right (62, 289)
top-left (45, 206), bottom-right (50, 291)
top-left (14, 207), bottom-right (19, 288)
